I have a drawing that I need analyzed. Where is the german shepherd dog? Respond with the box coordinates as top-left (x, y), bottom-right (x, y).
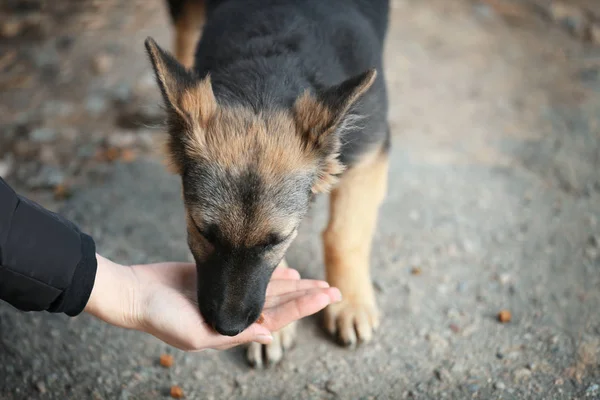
top-left (146, 0), bottom-right (390, 367)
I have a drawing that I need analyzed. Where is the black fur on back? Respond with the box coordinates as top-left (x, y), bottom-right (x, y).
top-left (195, 0), bottom-right (391, 167)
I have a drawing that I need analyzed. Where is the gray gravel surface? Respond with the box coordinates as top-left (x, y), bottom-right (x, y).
top-left (1, 0), bottom-right (600, 399)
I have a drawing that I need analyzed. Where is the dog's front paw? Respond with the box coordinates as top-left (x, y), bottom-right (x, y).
top-left (324, 299), bottom-right (380, 347)
top-left (246, 321), bottom-right (296, 368)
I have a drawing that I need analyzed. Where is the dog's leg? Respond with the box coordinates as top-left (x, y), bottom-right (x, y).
top-left (246, 258), bottom-right (297, 368)
top-left (323, 147), bottom-right (389, 346)
top-left (171, 0), bottom-right (205, 69)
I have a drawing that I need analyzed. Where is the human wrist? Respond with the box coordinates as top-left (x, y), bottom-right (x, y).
top-left (84, 254), bottom-right (141, 329)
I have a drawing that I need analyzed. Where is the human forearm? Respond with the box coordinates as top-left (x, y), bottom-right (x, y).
top-left (0, 177), bottom-right (97, 316)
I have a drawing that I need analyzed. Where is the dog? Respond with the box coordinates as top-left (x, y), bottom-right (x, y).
top-left (147, 0), bottom-right (391, 367)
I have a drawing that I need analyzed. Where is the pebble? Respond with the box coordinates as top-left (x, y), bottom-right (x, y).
top-left (434, 368), bottom-right (451, 382)
top-left (513, 368), bottom-right (531, 382)
top-left (548, 1), bottom-right (589, 38)
top-left (493, 381), bottom-right (506, 390)
top-left (30, 127), bottom-right (57, 143)
top-left (0, 156), bottom-right (13, 177)
top-left (107, 131), bottom-right (138, 148)
top-left (586, 384), bottom-right (599, 395)
top-left (591, 24), bottom-right (600, 45)
top-left (325, 380), bottom-right (343, 394)
top-left (86, 95), bottom-right (108, 115)
top-left (92, 53), bottom-right (113, 75)
top-left (35, 381), bottom-right (47, 394)
top-left (467, 383), bottom-right (479, 393)
top-left (0, 18), bottom-right (24, 38)
top-left (27, 166), bottom-right (64, 189)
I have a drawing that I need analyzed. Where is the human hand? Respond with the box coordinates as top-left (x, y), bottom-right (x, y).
top-left (85, 255), bottom-right (341, 351)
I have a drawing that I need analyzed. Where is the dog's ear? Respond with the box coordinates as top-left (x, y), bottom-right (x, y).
top-left (145, 37), bottom-right (217, 127)
top-left (145, 37), bottom-right (217, 173)
top-left (293, 69), bottom-right (377, 193)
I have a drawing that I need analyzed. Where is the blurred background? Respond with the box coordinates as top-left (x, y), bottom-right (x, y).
top-left (0, 0), bottom-right (599, 399)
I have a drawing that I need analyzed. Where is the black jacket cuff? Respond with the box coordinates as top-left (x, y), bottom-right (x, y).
top-left (47, 233), bottom-right (98, 316)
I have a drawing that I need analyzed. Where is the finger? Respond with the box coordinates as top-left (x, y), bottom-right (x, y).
top-left (261, 287), bottom-right (342, 332)
top-left (266, 279), bottom-right (329, 297)
top-left (271, 267), bottom-right (301, 280)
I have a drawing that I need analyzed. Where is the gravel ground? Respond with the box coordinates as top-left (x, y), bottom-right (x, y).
top-left (1, 0), bottom-right (599, 399)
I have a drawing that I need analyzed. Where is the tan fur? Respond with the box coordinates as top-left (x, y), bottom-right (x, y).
top-left (292, 69), bottom-right (377, 193)
top-left (322, 146), bottom-right (389, 345)
top-left (173, 0), bottom-right (206, 69)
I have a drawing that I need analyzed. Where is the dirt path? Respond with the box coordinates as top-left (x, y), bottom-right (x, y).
top-left (1, 1), bottom-right (599, 399)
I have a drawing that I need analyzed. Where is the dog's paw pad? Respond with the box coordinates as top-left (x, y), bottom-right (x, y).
top-left (246, 322), bottom-right (296, 368)
top-left (324, 300), bottom-right (380, 347)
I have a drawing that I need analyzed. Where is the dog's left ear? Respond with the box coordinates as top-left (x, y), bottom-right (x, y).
top-left (293, 69), bottom-right (377, 193)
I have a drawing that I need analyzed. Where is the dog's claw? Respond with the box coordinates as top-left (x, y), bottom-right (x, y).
top-left (246, 321), bottom-right (296, 368)
top-left (324, 300), bottom-right (380, 347)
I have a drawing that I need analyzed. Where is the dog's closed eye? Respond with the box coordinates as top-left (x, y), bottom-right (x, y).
top-left (256, 231), bottom-right (293, 250)
top-left (194, 221), bottom-right (219, 244)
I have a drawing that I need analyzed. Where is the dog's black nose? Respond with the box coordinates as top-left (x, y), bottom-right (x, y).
top-left (210, 309), bottom-right (257, 337)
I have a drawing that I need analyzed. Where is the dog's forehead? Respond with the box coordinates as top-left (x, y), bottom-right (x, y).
top-left (183, 162), bottom-right (312, 236)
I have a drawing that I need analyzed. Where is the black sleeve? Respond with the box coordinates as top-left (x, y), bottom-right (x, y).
top-left (0, 177), bottom-right (97, 316)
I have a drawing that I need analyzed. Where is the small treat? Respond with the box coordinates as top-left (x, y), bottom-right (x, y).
top-left (256, 313), bottom-right (265, 324)
top-left (160, 354), bottom-right (174, 368)
top-left (497, 309), bottom-right (512, 323)
top-left (170, 385), bottom-right (184, 399)
top-left (121, 148), bottom-right (136, 163)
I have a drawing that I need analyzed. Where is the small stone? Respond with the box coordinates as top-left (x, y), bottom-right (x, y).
top-left (493, 381), bottom-right (506, 390)
top-left (30, 127), bottom-right (57, 143)
top-left (91, 54), bottom-right (113, 75)
top-left (86, 95), bottom-right (108, 115)
top-left (449, 324), bottom-right (460, 334)
top-left (434, 368), bottom-right (451, 382)
top-left (514, 368), bottom-right (531, 382)
top-left (39, 147), bottom-right (58, 164)
top-left (409, 210), bottom-right (420, 221)
top-left (410, 267), bottom-right (422, 276)
top-left (0, 156), bottom-right (13, 177)
top-left (548, 1), bottom-right (589, 38)
top-left (591, 24), bottom-right (600, 45)
top-left (325, 380), bottom-right (343, 394)
top-left (586, 384), bottom-right (599, 395)
top-left (467, 384), bottom-right (479, 393)
top-left (498, 273), bottom-right (511, 285)
top-left (35, 381), bottom-right (47, 394)
top-left (554, 378), bottom-right (564, 386)
top-left (498, 309), bottom-right (512, 323)
top-left (0, 18), bottom-right (23, 38)
top-left (113, 84), bottom-right (132, 104)
top-left (107, 131), bottom-right (138, 148)
top-left (306, 384), bottom-right (319, 393)
top-left (27, 166), bottom-right (64, 189)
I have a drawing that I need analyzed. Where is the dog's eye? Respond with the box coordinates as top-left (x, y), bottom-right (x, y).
top-left (257, 233), bottom-right (288, 249)
top-left (195, 223), bottom-right (218, 244)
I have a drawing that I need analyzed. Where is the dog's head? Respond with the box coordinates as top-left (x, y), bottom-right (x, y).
top-left (144, 37), bottom-right (376, 336)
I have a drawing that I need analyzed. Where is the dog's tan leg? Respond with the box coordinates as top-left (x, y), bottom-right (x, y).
top-left (246, 258), bottom-right (297, 368)
top-left (173, 0), bottom-right (206, 69)
top-left (323, 148), bottom-right (389, 346)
